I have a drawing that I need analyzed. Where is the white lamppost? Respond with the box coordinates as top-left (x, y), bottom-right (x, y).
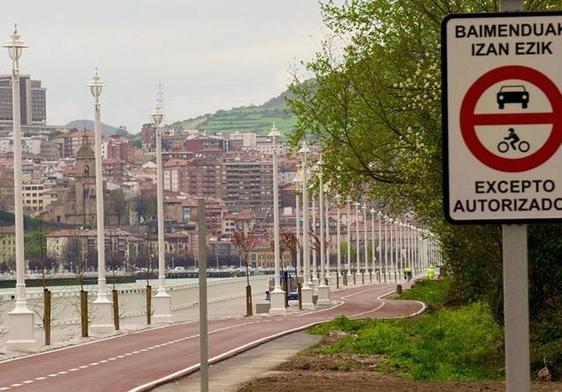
top-left (394, 219), bottom-right (401, 282)
top-left (370, 207), bottom-right (376, 283)
top-left (389, 217), bottom-right (396, 283)
top-left (346, 198), bottom-right (352, 285)
top-left (89, 68), bottom-right (113, 333)
top-left (335, 194), bottom-right (342, 288)
top-left (4, 25), bottom-right (37, 351)
top-left (354, 201), bottom-right (361, 284)
top-left (292, 176), bottom-right (301, 278)
top-left (299, 142), bottom-right (313, 308)
top-left (324, 189), bottom-right (331, 280)
top-left (362, 203), bottom-right (368, 284)
top-left (152, 102), bottom-right (172, 323)
top-left (317, 156), bottom-right (330, 305)
top-left (311, 190), bottom-right (319, 289)
top-left (269, 124), bottom-right (286, 313)
top-left (377, 211), bottom-right (383, 283)
top-left (384, 215), bottom-right (389, 283)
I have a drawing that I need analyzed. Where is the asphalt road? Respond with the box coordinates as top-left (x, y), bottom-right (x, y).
top-left (0, 283), bottom-right (424, 392)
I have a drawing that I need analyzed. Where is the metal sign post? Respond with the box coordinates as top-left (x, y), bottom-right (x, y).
top-left (440, 0), bottom-right (562, 390)
top-left (197, 199), bottom-right (209, 392)
top-left (499, 4), bottom-right (530, 391)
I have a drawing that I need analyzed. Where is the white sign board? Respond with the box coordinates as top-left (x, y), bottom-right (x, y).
top-left (442, 12), bottom-right (562, 223)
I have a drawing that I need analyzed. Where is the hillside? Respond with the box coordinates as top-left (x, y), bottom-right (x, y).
top-left (65, 120), bottom-right (131, 137)
top-left (171, 88), bottom-right (297, 135)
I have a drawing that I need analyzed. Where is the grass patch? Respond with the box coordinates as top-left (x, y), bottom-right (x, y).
top-left (310, 305), bottom-right (503, 381)
top-left (308, 279), bottom-right (504, 381)
top-left (395, 279), bottom-right (451, 306)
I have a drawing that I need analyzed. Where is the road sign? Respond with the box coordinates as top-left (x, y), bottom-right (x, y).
top-left (442, 12), bottom-right (562, 223)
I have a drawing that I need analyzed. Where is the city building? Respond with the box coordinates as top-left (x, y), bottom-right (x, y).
top-left (22, 180), bottom-right (56, 216)
top-left (222, 155), bottom-right (273, 213)
top-left (0, 226), bottom-right (15, 265)
top-left (46, 228), bottom-right (132, 263)
top-left (53, 129), bottom-right (95, 158)
top-left (0, 74), bottom-right (46, 127)
top-left (141, 123), bottom-right (156, 152)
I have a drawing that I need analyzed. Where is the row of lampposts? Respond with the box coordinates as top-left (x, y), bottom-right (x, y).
top-left (271, 139), bottom-right (440, 314)
top-left (4, 26), bottom-right (173, 351)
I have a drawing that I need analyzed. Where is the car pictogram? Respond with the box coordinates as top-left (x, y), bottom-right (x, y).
top-left (497, 85), bottom-right (529, 109)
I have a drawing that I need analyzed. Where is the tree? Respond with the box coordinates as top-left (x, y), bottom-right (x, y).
top-left (134, 194), bottom-right (157, 224)
top-left (232, 226), bottom-right (257, 316)
top-left (287, 0), bottom-right (562, 375)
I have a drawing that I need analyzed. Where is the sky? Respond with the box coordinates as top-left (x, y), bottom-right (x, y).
top-left (1, 0), bottom-right (331, 133)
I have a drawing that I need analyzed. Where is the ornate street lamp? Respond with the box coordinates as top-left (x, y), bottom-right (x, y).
top-left (316, 155), bottom-right (330, 305)
top-left (88, 68), bottom-right (113, 334)
top-left (269, 124), bottom-right (286, 313)
top-left (354, 201), bottom-right (361, 285)
top-left (4, 25), bottom-right (37, 351)
top-left (335, 194), bottom-right (342, 288)
top-left (299, 141), bottom-right (313, 308)
top-left (152, 101), bottom-right (172, 322)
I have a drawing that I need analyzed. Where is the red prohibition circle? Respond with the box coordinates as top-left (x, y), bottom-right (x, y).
top-left (460, 65), bottom-right (562, 172)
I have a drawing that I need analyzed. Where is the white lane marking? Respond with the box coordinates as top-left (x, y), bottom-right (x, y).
top-left (21, 380), bottom-right (33, 384)
top-left (34, 377), bottom-right (47, 381)
top-left (349, 302), bottom-right (386, 318)
top-left (0, 387), bottom-right (10, 390)
top-left (47, 374), bottom-right (58, 377)
top-left (9, 384), bottom-right (22, 388)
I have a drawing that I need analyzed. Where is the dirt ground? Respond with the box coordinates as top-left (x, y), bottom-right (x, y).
top-left (238, 344), bottom-right (562, 392)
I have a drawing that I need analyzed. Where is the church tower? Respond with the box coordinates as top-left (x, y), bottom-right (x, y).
top-left (75, 135), bottom-right (97, 227)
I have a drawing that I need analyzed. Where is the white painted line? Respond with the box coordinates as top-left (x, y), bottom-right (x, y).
top-left (34, 377), bottom-right (47, 381)
top-left (21, 381), bottom-right (33, 384)
top-left (47, 374), bottom-right (58, 377)
top-left (9, 384), bottom-right (21, 388)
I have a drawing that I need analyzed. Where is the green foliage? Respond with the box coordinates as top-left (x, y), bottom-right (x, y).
top-left (310, 304), bottom-right (503, 381)
top-left (171, 89), bottom-right (297, 135)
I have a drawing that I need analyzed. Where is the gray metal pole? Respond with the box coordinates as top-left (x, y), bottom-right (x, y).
top-left (197, 199), bottom-right (208, 392)
top-left (498, 0), bottom-right (529, 390)
top-left (502, 225), bottom-right (529, 392)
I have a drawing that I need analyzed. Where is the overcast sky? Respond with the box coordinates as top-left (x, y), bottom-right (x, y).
top-left (1, 0), bottom-right (331, 133)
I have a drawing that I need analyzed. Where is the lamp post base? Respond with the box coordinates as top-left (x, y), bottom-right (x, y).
top-left (300, 287), bottom-right (314, 309)
top-left (356, 272), bottom-right (363, 285)
top-left (269, 290), bottom-right (287, 314)
top-left (6, 308), bottom-right (37, 352)
top-left (317, 285), bottom-right (331, 306)
top-left (91, 299), bottom-right (114, 335)
top-left (153, 291), bottom-right (173, 324)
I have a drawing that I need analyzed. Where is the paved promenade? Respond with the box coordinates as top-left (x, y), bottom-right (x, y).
top-left (0, 283), bottom-right (423, 392)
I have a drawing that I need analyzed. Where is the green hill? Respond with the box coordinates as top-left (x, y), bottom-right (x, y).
top-left (171, 89), bottom-right (297, 135)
